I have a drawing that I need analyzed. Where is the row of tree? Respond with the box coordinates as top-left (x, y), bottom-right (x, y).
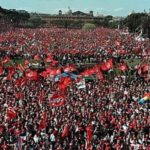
top-left (0, 7), bottom-right (46, 28)
top-left (0, 7), bottom-right (30, 26)
top-left (124, 13), bottom-right (150, 37)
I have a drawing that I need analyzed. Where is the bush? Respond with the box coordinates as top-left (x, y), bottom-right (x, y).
top-left (82, 23), bottom-right (96, 31)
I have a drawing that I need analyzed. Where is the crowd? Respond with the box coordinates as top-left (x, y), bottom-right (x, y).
top-left (0, 28), bottom-right (149, 150)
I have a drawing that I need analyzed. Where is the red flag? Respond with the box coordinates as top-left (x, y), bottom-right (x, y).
top-left (64, 64), bottom-right (76, 72)
top-left (24, 60), bottom-right (29, 66)
top-left (51, 60), bottom-right (58, 66)
top-left (89, 68), bottom-right (96, 75)
top-left (2, 56), bottom-right (10, 64)
top-left (58, 77), bottom-right (72, 90)
top-left (38, 90), bottom-right (45, 103)
top-left (34, 55), bottom-right (40, 61)
top-left (38, 112), bottom-right (47, 130)
top-left (81, 67), bottom-right (97, 77)
top-left (50, 92), bottom-right (66, 107)
top-left (45, 53), bottom-right (53, 62)
top-left (97, 70), bottom-right (103, 80)
top-left (62, 124), bottom-right (70, 138)
top-left (17, 64), bottom-right (24, 71)
top-left (86, 124), bottom-right (93, 143)
top-left (138, 64), bottom-right (149, 75)
top-left (6, 67), bottom-right (16, 80)
top-left (144, 92), bottom-right (150, 97)
top-left (55, 68), bottom-right (62, 75)
top-left (86, 124), bottom-right (93, 150)
top-left (40, 71), bottom-right (49, 78)
top-left (7, 107), bottom-right (17, 119)
top-left (81, 69), bottom-right (92, 77)
top-left (0, 36), bottom-right (5, 42)
top-left (64, 66), bottom-right (71, 72)
top-left (15, 92), bottom-right (24, 100)
top-left (51, 100), bottom-right (65, 107)
top-left (15, 78), bottom-right (27, 86)
top-left (118, 63), bottom-right (128, 72)
top-left (142, 64), bottom-right (149, 73)
top-left (101, 59), bottom-right (113, 71)
top-left (115, 40), bottom-right (120, 46)
top-left (25, 69), bottom-right (38, 80)
top-left (0, 66), bottom-right (3, 75)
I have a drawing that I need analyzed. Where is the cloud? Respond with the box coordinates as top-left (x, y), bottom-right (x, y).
top-left (114, 8), bottom-right (124, 12)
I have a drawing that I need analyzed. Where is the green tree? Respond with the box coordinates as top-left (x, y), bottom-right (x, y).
top-left (82, 23), bottom-right (96, 31)
top-left (124, 13), bottom-right (148, 32)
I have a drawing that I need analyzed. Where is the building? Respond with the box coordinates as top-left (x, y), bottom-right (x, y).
top-left (39, 10), bottom-right (104, 28)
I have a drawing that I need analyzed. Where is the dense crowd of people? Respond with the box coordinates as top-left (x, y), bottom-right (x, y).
top-left (0, 27), bottom-right (149, 150)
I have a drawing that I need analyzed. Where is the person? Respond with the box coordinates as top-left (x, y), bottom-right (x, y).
top-left (0, 27), bottom-right (149, 150)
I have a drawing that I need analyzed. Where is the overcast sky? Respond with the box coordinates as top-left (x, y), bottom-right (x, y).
top-left (0, 0), bottom-right (150, 16)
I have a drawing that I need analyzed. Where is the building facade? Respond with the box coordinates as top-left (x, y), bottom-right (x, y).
top-left (39, 10), bottom-right (104, 28)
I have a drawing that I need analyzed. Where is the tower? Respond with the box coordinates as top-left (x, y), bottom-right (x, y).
top-left (59, 10), bottom-right (62, 15)
top-left (89, 11), bottom-right (93, 17)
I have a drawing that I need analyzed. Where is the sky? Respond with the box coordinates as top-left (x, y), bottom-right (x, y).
top-left (0, 0), bottom-right (150, 16)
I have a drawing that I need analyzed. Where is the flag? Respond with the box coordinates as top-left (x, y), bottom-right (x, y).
top-left (2, 56), bottom-right (10, 64)
top-left (15, 78), bottom-right (27, 86)
top-left (45, 53), bottom-right (53, 62)
top-left (138, 64), bottom-right (149, 75)
top-left (51, 60), bottom-right (58, 66)
top-left (76, 78), bottom-right (86, 89)
top-left (97, 70), bottom-right (103, 80)
top-left (81, 65), bottom-right (100, 77)
top-left (138, 92), bottom-right (150, 104)
top-left (38, 112), bottom-right (47, 130)
top-left (142, 64), bottom-right (149, 73)
top-left (6, 66), bottom-right (16, 80)
top-left (34, 55), bottom-right (40, 61)
top-left (24, 60), bottom-right (29, 66)
top-left (18, 137), bottom-right (23, 150)
top-left (86, 124), bottom-right (93, 143)
top-left (55, 68), bottom-right (62, 75)
top-left (40, 71), bottom-right (49, 78)
top-left (17, 64), bottom-right (24, 71)
top-left (0, 36), bottom-right (5, 42)
top-left (101, 59), bottom-right (113, 71)
top-left (144, 93), bottom-right (150, 98)
top-left (50, 92), bottom-right (66, 107)
top-left (86, 124), bottom-right (93, 150)
top-left (139, 96), bottom-right (149, 104)
top-left (62, 124), bottom-right (70, 138)
top-left (58, 76), bottom-right (72, 90)
top-left (25, 69), bottom-right (38, 80)
top-left (81, 69), bottom-right (92, 77)
top-left (38, 90), bottom-right (45, 103)
top-left (7, 107), bottom-right (17, 119)
top-left (63, 64), bottom-right (76, 72)
top-left (115, 40), bottom-right (120, 46)
top-left (42, 67), bottom-right (61, 78)
top-left (118, 63), bottom-right (128, 72)
top-left (15, 92), bottom-right (24, 100)
top-left (51, 100), bottom-right (65, 107)
top-left (0, 66), bottom-right (3, 75)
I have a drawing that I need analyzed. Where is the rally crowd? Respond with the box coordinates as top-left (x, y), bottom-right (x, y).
top-left (0, 28), bottom-right (149, 150)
